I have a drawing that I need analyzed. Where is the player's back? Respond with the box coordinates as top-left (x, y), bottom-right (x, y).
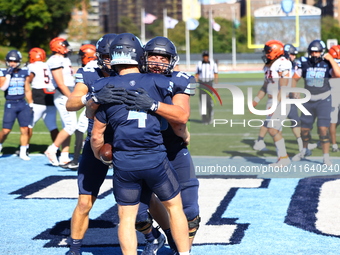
top-left (28, 61), bottom-right (54, 90)
top-left (95, 73), bottom-right (172, 170)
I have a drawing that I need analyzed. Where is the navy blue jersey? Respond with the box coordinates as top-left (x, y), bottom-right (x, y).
top-left (296, 56), bottom-right (333, 95)
top-left (171, 71), bottom-right (196, 96)
top-left (0, 67), bottom-right (29, 100)
top-left (95, 73), bottom-right (172, 170)
top-left (161, 71), bottom-right (197, 155)
top-left (74, 61), bottom-right (109, 141)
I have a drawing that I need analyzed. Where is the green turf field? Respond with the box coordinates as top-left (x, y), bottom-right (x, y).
top-left (0, 72), bottom-right (334, 157)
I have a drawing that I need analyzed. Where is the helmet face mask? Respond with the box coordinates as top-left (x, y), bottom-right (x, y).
top-left (78, 44), bottom-right (97, 67)
top-left (6, 50), bottom-right (22, 68)
top-left (262, 40), bottom-right (284, 64)
top-left (307, 39), bottom-right (326, 64)
top-left (29, 48), bottom-right (46, 63)
top-left (96, 33), bottom-right (117, 72)
top-left (143, 36), bottom-right (178, 75)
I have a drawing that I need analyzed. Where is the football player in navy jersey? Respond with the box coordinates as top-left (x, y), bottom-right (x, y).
top-left (124, 36), bottom-right (199, 255)
top-left (292, 40), bottom-right (340, 165)
top-left (63, 44), bottom-right (97, 170)
top-left (0, 50), bottom-right (33, 160)
top-left (91, 33), bottom-right (190, 255)
top-left (64, 34), bottom-right (118, 255)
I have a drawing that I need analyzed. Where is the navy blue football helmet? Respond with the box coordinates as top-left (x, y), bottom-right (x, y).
top-left (143, 36), bottom-right (179, 75)
top-left (96, 33), bottom-right (117, 71)
top-left (5, 50), bottom-right (22, 68)
top-left (284, 44), bottom-right (298, 55)
top-left (109, 33), bottom-right (144, 67)
top-left (307, 39), bottom-right (326, 64)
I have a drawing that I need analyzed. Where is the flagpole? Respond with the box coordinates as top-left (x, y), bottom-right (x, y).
top-left (141, 8), bottom-right (145, 44)
top-left (163, 8), bottom-right (167, 38)
top-left (209, 8), bottom-right (213, 61)
top-left (186, 21), bottom-right (190, 71)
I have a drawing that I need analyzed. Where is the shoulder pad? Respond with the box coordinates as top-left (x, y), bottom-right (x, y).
top-left (300, 56), bottom-right (308, 62)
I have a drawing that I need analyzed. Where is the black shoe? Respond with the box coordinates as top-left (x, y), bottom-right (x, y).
top-left (65, 251), bottom-right (81, 255)
top-left (60, 161), bottom-right (79, 170)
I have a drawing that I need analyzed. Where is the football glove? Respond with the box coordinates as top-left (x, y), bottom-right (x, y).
top-left (125, 88), bottom-right (159, 112)
top-left (6, 67), bottom-right (15, 75)
top-left (92, 84), bottom-right (126, 104)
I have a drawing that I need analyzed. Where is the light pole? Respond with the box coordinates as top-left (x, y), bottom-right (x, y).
top-left (231, 5), bottom-right (236, 69)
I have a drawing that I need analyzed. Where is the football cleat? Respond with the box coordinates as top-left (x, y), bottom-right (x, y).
top-left (141, 233), bottom-right (165, 255)
top-left (65, 251), bottom-right (81, 255)
top-left (44, 146), bottom-right (59, 166)
top-left (323, 157), bottom-right (332, 166)
top-left (253, 140), bottom-right (268, 151)
top-left (19, 154), bottom-right (30, 161)
top-left (60, 161), bottom-right (79, 170)
top-left (307, 143), bottom-right (318, 150)
top-left (292, 149), bottom-right (311, 162)
top-left (269, 155), bottom-right (291, 167)
top-left (332, 144), bottom-right (339, 152)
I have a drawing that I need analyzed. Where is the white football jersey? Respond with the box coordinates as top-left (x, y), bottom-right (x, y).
top-left (47, 54), bottom-right (75, 87)
top-left (263, 56), bottom-right (292, 97)
top-left (27, 61), bottom-right (55, 90)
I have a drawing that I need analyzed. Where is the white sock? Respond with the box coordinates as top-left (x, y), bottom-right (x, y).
top-left (179, 252), bottom-right (190, 255)
top-left (20, 146), bottom-right (27, 156)
top-left (275, 138), bottom-right (287, 158)
top-left (297, 137), bottom-right (303, 152)
top-left (49, 143), bottom-right (59, 152)
top-left (324, 153), bottom-right (330, 160)
top-left (60, 152), bottom-right (70, 160)
top-left (301, 148), bottom-right (306, 156)
top-left (0, 143), bottom-right (2, 152)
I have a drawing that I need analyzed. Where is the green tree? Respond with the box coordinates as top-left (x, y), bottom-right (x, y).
top-left (118, 16), bottom-right (139, 37)
top-left (321, 16), bottom-right (340, 45)
top-left (0, 0), bottom-right (82, 52)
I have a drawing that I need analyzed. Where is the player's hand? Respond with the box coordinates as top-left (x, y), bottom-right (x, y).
top-left (125, 88), bottom-right (159, 112)
top-left (323, 53), bottom-right (333, 61)
top-left (6, 67), bottom-right (15, 75)
top-left (92, 84), bottom-right (126, 104)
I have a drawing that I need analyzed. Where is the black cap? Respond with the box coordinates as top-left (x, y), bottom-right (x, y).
top-left (202, 51), bottom-right (209, 56)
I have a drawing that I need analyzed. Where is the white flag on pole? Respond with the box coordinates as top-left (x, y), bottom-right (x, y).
top-left (144, 13), bottom-right (157, 24)
top-left (165, 16), bottom-right (179, 29)
top-left (212, 19), bottom-right (221, 32)
top-left (186, 18), bottom-right (199, 30)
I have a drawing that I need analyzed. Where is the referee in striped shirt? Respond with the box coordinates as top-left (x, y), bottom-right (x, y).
top-left (195, 51), bottom-right (218, 124)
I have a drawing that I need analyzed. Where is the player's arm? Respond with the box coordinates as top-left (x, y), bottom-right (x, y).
top-left (324, 53), bottom-right (340, 78)
top-left (253, 81), bottom-right (268, 107)
top-left (24, 76), bottom-right (33, 104)
top-left (27, 72), bottom-right (34, 84)
top-left (170, 122), bottom-right (190, 145)
top-left (91, 116), bottom-right (107, 160)
top-left (66, 82), bottom-right (89, 111)
top-left (51, 68), bottom-right (71, 97)
top-left (0, 72), bottom-right (11, 91)
top-left (156, 93), bottom-right (190, 124)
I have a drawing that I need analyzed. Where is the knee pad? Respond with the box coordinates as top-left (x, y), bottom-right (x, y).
top-left (319, 135), bottom-right (330, 144)
top-left (188, 215), bottom-right (201, 239)
top-left (135, 212), bottom-right (153, 232)
top-left (301, 133), bottom-right (311, 142)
